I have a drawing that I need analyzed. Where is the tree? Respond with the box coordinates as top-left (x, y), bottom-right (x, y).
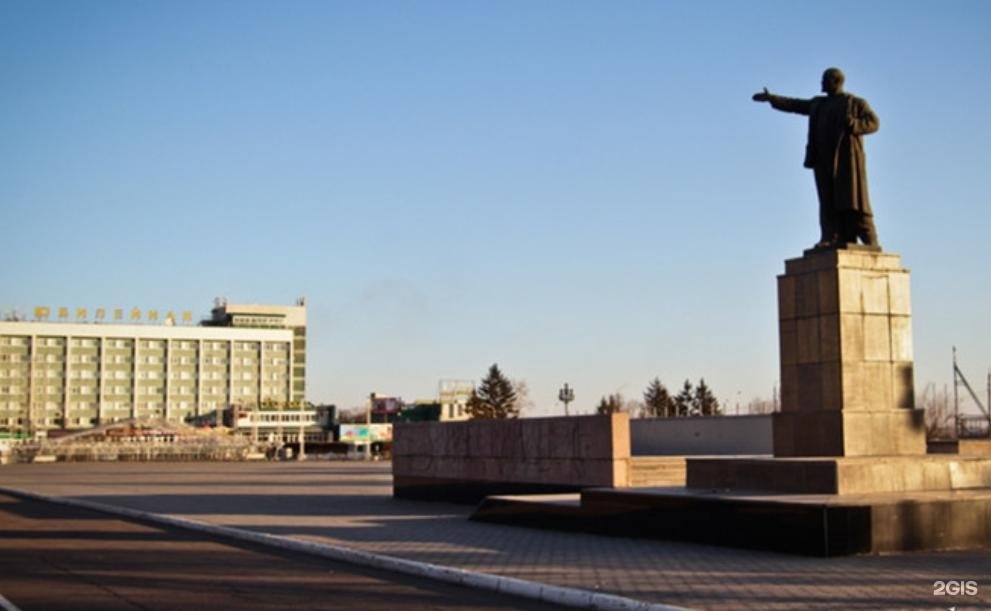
top-left (642, 377), bottom-right (675, 418)
top-left (921, 383), bottom-right (954, 440)
top-left (746, 396), bottom-right (777, 414)
top-left (596, 393), bottom-right (625, 415)
top-left (512, 379), bottom-right (535, 418)
top-left (466, 363), bottom-right (519, 419)
top-left (673, 380), bottom-right (694, 417)
top-left (692, 378), bottom-right (721, 416)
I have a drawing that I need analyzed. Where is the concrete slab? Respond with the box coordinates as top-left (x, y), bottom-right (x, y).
top-left (686, 455), bottom-right (991, 494)
top-left (472, 485), bottom-right (991, 556)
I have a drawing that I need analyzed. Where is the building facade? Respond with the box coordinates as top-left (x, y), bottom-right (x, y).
top-left (439, 379), bottom-right (474, 422)
top-left (0, 300), bottom-right (306, 435)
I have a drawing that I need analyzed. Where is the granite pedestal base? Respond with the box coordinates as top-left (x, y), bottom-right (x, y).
top-left (773, 409), bottom-right (926, 457)
top-left (471, 486), bottom-right (991, 556)
top-left (686, 455), bottom-right (991, 494)
top-left (469, 249), bottom-right (991, 555)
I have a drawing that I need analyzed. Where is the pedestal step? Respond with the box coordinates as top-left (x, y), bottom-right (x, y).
top-left (629, 456), bottom-right (687, 487)
top-left (686, 455), bottom-right (991, 494)
top-left (470, 486), bottom-right (991, 556)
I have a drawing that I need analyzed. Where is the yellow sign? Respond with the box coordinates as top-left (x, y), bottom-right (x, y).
top-left (25, 304), bottom-right (196, 325)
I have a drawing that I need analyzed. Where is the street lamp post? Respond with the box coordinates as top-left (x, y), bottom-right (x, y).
top-left (558, 383), bottom-right (575, 416)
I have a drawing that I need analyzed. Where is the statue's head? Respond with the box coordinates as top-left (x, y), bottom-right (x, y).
top-left (821, 67), bottom-right (845, 94)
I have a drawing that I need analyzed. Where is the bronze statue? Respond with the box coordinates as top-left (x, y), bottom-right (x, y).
top-left (753, 68), bottom-right (880, 249)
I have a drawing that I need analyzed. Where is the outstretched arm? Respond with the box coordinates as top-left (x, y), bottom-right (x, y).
top-left (753, 87), bottom-right (812, 116)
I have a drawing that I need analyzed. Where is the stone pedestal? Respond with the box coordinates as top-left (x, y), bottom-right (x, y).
top-left (774, 247), bottom-right (926, 456)
top-left (471, 247), bottom-right (991, 555)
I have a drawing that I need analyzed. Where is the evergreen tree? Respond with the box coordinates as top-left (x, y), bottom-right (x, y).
top-left (466, 363), bottom-right (519, 419)
top-left (596, 393), bottom-right (624, 415)
top-left (692, 378), bottom-right (721, 416)
top-left (642, 377), bottom-right (675, 418)
top-left (673, 380), bottom-right (694, 417)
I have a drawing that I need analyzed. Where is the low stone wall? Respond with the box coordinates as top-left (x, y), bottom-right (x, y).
top-left (393, 414), bottom-right (630, 503)
top-left (630, 414), bottom-right (773, 456)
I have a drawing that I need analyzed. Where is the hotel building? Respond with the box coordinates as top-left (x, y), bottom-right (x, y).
top-left (0, 299), bottom-right (306, 435)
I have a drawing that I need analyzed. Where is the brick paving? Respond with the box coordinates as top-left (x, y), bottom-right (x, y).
top-left (0, 491), bottom-right (570, 611)
top-left (1, 461), bottom-right (988, 610)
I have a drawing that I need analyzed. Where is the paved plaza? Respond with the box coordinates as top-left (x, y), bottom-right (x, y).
top-left (0, 491), bottom-right (568, 611)
top-left (0, 461), bottom-right (987, 610)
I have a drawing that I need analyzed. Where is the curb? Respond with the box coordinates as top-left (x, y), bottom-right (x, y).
top-left (0, 486), bottom-right (686, 611)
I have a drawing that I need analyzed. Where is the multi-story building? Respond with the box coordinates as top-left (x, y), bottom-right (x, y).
top-left (0, 299), bottom-right (306, 436)
top-left (439, 379), bottom-right (474, 421)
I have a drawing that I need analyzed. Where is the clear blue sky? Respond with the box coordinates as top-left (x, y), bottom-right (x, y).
top-left (2, 1), bottom-right (989, 415)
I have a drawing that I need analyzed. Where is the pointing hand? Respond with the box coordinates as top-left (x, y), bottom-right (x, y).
top-left (752, 87), bottom-right (771, 102)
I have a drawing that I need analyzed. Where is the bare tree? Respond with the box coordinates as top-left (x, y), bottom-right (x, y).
top-left (746, 396), bottom-right (777, 414)
top-left (511, 379), bottom-right (535, 418)
top-left (921, 383), bottom-right (954, 440)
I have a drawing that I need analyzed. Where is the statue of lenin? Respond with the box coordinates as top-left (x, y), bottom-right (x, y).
top-left (753, 68), bottom-right (880, 249)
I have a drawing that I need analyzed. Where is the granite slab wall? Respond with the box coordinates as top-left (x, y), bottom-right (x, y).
top-left (630, 414), bottom-right (773, 456)
top-left (393, 413), bottom-right (630, 502)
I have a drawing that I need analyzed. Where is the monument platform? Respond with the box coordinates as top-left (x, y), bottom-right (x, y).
top-left (472, 485), bottom-right (991, 556)
top-left (471, 247), bottom-right (991, 556)
top-left (686, 454), bottom-right (991, 494)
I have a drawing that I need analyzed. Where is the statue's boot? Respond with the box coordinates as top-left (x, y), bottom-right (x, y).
top-left (857, 215), bottom-right (880, 247)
